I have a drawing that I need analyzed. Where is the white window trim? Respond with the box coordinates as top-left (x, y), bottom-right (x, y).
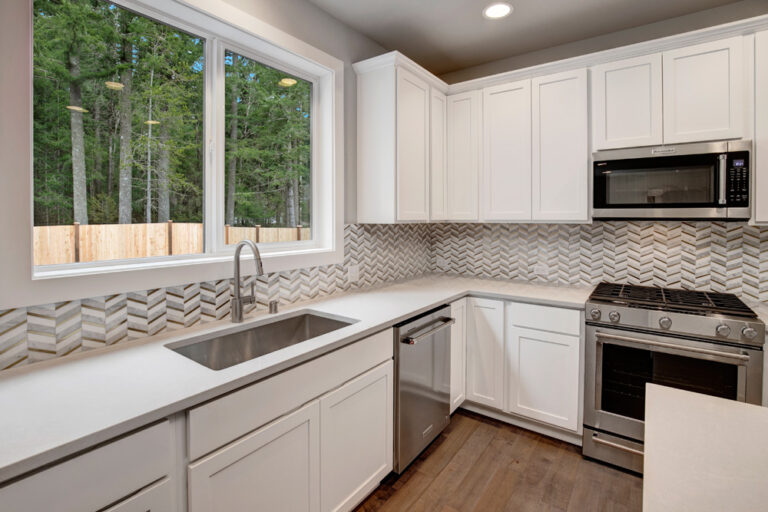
top-left (0, 0), bottom-right (344, 309)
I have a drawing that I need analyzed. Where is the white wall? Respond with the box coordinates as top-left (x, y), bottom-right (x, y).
top-left (441, 0), bottom-right (768, 83)
top-left (222, 0), bottom-right (386, 223)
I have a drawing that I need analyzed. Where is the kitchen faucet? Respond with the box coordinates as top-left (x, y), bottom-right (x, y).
top-left (231, 239), bottom-right (264, 323)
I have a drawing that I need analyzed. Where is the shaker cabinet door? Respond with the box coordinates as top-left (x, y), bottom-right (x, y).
top-left (446, 91), bottom-right (481, 221)
top-left (465, 298), bottom-right (505, 409)
top-left (396, 68), bottom-right (430, 221)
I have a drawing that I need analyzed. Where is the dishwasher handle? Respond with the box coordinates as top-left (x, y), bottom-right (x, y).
top-left (402, 317), bottom-right (455, 345)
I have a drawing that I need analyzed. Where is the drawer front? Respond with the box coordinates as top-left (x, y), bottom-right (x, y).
top-left (188, 329), bottom-right (393, 460)
top-left (104, 477), bottom-right (173, 512)
top-left (507, 302), bottom-right (581, 336)
top-left (0, 421), bottom-right (172, 512)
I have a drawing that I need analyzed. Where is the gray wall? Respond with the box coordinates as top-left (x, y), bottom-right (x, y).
top-left (441, 0), bottom-right (768, 83)
top-left (222, 0), bottom-right (387, 222)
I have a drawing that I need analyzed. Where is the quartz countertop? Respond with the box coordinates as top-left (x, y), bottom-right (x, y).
top-left (644, 384), bottom-right (768, 511)
top-left (0, 274), bottom-right (593, 483)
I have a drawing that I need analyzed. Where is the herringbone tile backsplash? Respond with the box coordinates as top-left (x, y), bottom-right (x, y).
top-left (2, 221), bottom-right (768, 371)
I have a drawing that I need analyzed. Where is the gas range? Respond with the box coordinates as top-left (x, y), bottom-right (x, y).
top-left (586, 282), bottom-right (765, 348)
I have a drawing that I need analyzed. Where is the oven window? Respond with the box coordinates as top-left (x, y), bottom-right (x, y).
top-left (601, 343), bottom-right (738, 420)
top-left (603, 166), bottom-right (714, 206)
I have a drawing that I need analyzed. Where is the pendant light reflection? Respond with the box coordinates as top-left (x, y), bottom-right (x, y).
top-left (105, 81), bottom-right (125, 91)
top-left (144, 120), bottom-right (160, 125)
top-left (65, 105), bottom-right (89, 113)
top-left (278, 77), bottom-right (297, 87)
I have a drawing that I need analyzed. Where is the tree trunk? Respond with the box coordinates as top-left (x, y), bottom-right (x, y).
top-left (93, 98), bottom-right (103, 195)
top-left (285, 139), bottom-right (297, 227)
top-left (157, 120), bottom-right (170, 222)
top-left (145, 66), bottom-right (154, 224)
top-left (226, 82), bottom-right (238, 226)
top-left (68, 51), bottom-right (89, 225)
top-left (117, 37), bottom-right (133, 224)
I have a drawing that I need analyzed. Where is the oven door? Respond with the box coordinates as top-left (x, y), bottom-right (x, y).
top-left (593, 152), bottom-right (726, 219)
top-left (584, 325), bottom-right (762, 442)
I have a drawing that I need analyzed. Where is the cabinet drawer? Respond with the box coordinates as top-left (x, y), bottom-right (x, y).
top-left (188, 329), bottom-right (393, 460)
top-left (507, 302), bottom-right (581, 336)
top-left (104, 477), bottom-right (173, 512)
top-left (0, 421), bottom-right (172, 512)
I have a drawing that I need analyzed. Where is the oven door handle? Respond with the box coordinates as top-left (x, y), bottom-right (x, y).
top-left (591, 433), bottom-right (644, 456)
top-left (595, 332), bottom-right (750, 362)
top-left (718, 153), bottom-right (728, 205)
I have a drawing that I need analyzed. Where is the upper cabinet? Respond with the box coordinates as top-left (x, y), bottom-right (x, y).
top-left (755, 31), bottom-right (768, 224)
top-left (446, 91), bottom-right (482, 221)
top-left (663, 37), bottom-right (743, 144)
top-left (430, 88), bottom-right (448, 221)
top-left (592, 37), bottom-right (745, 150)
top-left (481, 80), bottom-right (532, 221)
top-left (532, 69), bottom-right (589, 222)
top-left (356, 55), bottom-right (445, 223)
top-left (591, 54), bottom-right (663, 150)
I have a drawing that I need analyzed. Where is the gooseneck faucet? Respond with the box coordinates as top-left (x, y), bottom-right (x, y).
top-left (231, 239), bottom-right (264, 323)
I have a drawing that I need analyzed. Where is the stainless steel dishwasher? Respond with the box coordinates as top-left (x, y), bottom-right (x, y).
top-left (394, 305), bottom-right (453, 474)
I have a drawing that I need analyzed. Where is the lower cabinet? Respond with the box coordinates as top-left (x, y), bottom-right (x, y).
top-left (465, 297), bottom-right (505, 410)
top-left (320, 361), bottom-right (393, 512)
top-left (505, 303), bottom-right (581, 431)
top-left (449, 298), bottom-right (467, 413)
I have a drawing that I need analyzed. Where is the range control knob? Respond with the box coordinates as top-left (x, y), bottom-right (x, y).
top-left (608, 311), bottom-right (621, 323)
top-left (590, 308), bottom-right (601, 320)
top-left (716, 324), bottom-right (732, 337)
top-left (659, 317), bottom-right (672, 330)
top-left (742, 327), bottom-right (758, 340)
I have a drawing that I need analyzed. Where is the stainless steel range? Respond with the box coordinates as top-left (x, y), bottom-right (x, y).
top-left (583, 283), bottom-right (765, 473)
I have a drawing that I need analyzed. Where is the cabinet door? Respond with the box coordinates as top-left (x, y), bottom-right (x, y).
top-left (446, 91), bottom-right (481, 220)
top-left (591, 54), bottom-right (663, 149)
top-left (188, 401), bottom-right (320, 512)
top-left (755, 31), bottom-right (768, 223)
top-left (430, 88), bottom-right (448, 221)
top-left (450, 298), bottom-right (467, 413)
top-left (663, 37), bottom-right (743, 143)
top-left (531, 69), bottom-right (588, 222)
top-left (320, 361), bottom-right (393, 512)
top-left (396, 68), bottom-right (429, 221)
top-left (104, 478), bottom-right (173, 512)
top-left (506, 324), bottom-right (580, 431)
top-left (481, 80), bottom-right (532, 221)
top-left (465, 298), bottom-right (504, 409)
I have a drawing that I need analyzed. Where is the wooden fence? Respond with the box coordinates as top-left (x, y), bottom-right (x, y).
top-left (34, 222), bottom-right (310, 265)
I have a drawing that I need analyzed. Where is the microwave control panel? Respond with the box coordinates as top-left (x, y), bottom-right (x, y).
top-left (727, 152), bottom-right (749, 206)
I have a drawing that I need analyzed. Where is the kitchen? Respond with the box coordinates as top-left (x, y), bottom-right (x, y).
top-left (2, 0), bottom-right (768, 510)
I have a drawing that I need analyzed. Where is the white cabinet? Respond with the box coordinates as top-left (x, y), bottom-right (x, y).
top-left (481, 80), bottom-right (532, 221)
top-left (446, 90), bottom-right (481, 220)
top-left (591, 54), bottom-right (663, 149)
top-left (755, 31), bottom-right (768, 223)
top-left (396, 68), bottom-right (430, 221)
top-left (465, 297), bottom-right (504, 409)
top-left (449, 298), bottom-right (467, 413)
top-left (663, 37), bottom-right (743, 143)
top-left (104, 478), bottom-right (173, 512)
top-left (189, 401), bottom-right (321, 512)
top-left (430, 88), bottom-right (448, 220)
top-left (320, 361), bottom-right (393, 512)
top-left (505, 303), bottom-right (581, 432)
top-left (531, 69), bottom-right (589, 222)
top-left (0, 421), bottom-right (173, 512)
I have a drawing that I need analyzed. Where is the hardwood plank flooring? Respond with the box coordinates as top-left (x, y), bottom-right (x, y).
top-left (355, 410), bottom-right (642, 512)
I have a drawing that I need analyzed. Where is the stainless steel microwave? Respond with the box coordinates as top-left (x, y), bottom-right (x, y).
top-left (592, 140), bottom-right (751, 220)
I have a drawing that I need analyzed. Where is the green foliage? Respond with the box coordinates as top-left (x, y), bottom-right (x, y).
top-left (34, 1), bottom-right (311, 229)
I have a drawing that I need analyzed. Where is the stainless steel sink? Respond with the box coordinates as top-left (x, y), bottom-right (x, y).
top-left (167, 311), bottom-right (357, 370)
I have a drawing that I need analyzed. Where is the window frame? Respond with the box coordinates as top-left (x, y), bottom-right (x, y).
top-left (1, 0), bottom-right (344, 309)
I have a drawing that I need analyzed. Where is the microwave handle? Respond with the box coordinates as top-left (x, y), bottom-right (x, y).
top-left (718, 154), bottom-right (727, 205)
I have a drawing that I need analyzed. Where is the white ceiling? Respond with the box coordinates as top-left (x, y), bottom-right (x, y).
top-left (307, 0), bottom-right (743, 75)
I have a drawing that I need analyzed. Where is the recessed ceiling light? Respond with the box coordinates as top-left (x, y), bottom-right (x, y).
top-left (483, 2), bottom-right (512, 19)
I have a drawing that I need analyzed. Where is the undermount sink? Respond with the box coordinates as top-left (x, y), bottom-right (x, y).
top-left (167, 311), bottom-right (357, 370)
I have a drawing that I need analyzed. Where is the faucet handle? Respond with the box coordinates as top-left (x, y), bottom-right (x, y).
top-left (269, 300), bottom-right (279, 314)
top-left (250, 280), bottom-right (255, 298)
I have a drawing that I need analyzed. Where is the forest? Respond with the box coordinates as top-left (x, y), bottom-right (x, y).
top-left (33, 0), bottom-right (312, 231)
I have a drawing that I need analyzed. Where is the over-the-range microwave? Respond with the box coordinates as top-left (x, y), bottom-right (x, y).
top-left (592, 140), bottom-right (751, 220)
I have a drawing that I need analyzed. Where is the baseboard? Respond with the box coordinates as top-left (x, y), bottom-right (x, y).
top-left (459, 402), bottom-right (582, 447)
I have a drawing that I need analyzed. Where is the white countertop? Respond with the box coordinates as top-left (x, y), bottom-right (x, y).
top-left (644, 384), bottom-right (768, 512)
top-left (0, 275), bottom-right (592, 483)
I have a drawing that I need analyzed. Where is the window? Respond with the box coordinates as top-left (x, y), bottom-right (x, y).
top-left (4, 0), bottom-right (343, 308)
top-left (33, 0), bottom-right (205, 265)
top-left (224, 50), bottom-right (312, 246)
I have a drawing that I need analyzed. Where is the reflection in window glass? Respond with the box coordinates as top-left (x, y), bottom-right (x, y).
top-left (33, 0), bottom-right (204, 265)
top-left (224, 50), bottom-right (312, 245)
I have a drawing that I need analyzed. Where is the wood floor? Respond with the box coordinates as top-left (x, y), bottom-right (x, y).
top-left (355, 410), bottom-right (642, 512)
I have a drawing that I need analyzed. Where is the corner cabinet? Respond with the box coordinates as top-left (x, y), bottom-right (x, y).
top-left (355, 53), bottom-right (447, 223)
top-left (465, 297), bottom-right (505, 409)
top-left (430, 88), bottom-right (448, 221)
top-left (446, 91), bottom-right (482, 221)
top-left (449, 298), bottom-right (467, 413)
top-left (591, 53), bottom-right (663, 150)
top-left (754, 30), bottom-right (768, 223)
top-left (531, 69), bottom-right (589, 222)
